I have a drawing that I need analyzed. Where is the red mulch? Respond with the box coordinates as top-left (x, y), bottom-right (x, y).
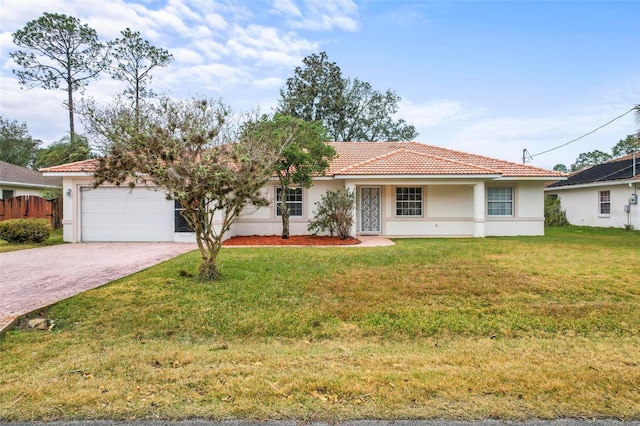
top-left (223, 235), bottom-right (360, 246)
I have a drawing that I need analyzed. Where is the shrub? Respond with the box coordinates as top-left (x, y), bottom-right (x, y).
top-left (0, 218), bottom-right (52, 243)
top-left (544, 195), bottom-right (568, 227)
top-left (308, 188), bottom-right (356, 239)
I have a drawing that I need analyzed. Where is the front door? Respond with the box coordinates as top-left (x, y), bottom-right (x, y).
top-left (360, 187), bottom-right (381, 233)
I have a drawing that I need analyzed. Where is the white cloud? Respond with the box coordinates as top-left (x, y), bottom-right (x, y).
top-left (171, 48), bottom-right (205, 64)
top-left (285, 0), bottom-right (359, 32)
top-left (272, 0), bottom-right (301, 17)
top-left (399, 99), bottom-right (472, 128)
top-left (253, 77), bottom-right (282, 89)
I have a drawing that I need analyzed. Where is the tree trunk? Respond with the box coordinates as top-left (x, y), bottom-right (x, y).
top-left (280, 196), bottom-right (290, 239)
top-left (198, 258), bottom-right (219, 281)
top-left (67, 67), bottom-right (75, 140)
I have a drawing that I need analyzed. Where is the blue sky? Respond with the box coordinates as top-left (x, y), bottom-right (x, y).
top-left (0, 0), bottom-right (638, 169)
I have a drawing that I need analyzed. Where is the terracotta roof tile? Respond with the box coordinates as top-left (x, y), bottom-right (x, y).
top-left (40, 142), bottom-right (564, 179)
top-left (40, 158), bottom-right (99, 173)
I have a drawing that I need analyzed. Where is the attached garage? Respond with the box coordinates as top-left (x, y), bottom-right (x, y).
top-left (80, 186), bottom-right (174, 242)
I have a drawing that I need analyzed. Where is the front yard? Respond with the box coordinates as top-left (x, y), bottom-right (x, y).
top-left (0, 227), bottom-right (638, 420)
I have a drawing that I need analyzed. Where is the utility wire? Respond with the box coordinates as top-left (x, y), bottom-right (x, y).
top-left (530, 106), bottom-right (637, 158)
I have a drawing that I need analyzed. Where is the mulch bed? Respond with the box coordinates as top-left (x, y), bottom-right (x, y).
top-left (223, 235), bottom-right (360, 246)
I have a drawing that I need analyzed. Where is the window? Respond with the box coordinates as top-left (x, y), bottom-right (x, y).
top-left (487, 187), bottom-right (514, 216)
top-left (396, 187), bottom-right (422, 216)
top-left (174, 200), bottom-right (193, 233)
top-left (599, 190), bottom-right (610, 215)
top-left (276, 187), bottom-right (303, 216)
top-left (2, 190), bottom-right (14, 200)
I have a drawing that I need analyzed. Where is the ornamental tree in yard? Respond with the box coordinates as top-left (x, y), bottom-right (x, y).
top-left (84, 97), bottom-right (290, 280)
top-left (242, 114), bottom-right (335, 239)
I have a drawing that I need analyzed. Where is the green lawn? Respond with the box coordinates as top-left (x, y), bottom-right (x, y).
top-left (0, 228), bottom-right (64, 253)
top-left (1, 227), bottom-right (639, 421)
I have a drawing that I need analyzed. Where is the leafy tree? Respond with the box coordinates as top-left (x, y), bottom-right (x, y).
top-left (34, 134), bottom-right (93, 169)
top-left (279, 51), bottom-right (417, 141)
top-left (243, 114), bottom-right (335, 238)
top-left (108, 28), bottom-right (173, 125)
top-left (10, 13), bottom-right (108, 139)
top-left (84, 97), bottom-right (293, 280)
top-left (0, 116), bottom-right (41, 167)
top-left (611, 134), bottom-right (639, 157)
top-left (552, 163), bottom-right (568, 173)
top-left (308, 188), bottom-right (356, 239)
top-left (570, 150), bottom-right (612, 172)
top-left (544, 195), bottom-right (568, 227)
top-left (335, 78), bottom-right (418, 141)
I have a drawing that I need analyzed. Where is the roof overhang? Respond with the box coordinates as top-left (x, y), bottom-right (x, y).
top-left (42, 172), bottom-right (94, 177)
top-left (332, 174), bottom-right (503, 180)
top-left (545, 179), bottom-right (637, 191)
top-left (494, 176), bottom-right (568, 182)
top-left (0, 181), bottom-right (60, 189)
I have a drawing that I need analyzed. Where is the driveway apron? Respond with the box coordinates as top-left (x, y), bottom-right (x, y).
top-left (0, 243), bottom-right (197, 333)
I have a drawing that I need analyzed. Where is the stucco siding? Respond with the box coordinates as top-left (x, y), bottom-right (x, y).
top-left (547, 184), bottom-right (639, 229)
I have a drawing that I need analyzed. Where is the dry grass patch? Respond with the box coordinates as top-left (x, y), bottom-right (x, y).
top-left (0, 226), bottom-right (639, 420)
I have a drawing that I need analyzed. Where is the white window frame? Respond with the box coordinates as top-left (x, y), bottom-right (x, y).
top-left (599, 190), bottom-right (611, 216)
top-left (276, 187), bottom-right (303, 217)
top-left (487, 186), bottom-right (514, 217)
top-left (395, 187), bottom-right (423, 217)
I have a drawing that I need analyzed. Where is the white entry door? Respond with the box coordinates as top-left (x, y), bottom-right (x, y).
top-left (360, 187), bottom-right (381, 233)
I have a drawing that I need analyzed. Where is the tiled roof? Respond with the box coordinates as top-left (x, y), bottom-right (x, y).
top-left (40, 142), bottom-right (564, 179)
top-left (0, 161), bottom-right (61, 187)
top-left (547, 153), bottom-right (640, 188)
top-left (328, 142), bottom-right (564, 178)
top-left (39, 158), bottom-right (99, 173)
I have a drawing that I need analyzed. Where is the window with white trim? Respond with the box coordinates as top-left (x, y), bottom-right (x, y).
top-left (276, 187), bottom-right (303, 216)
top-left (396, 187), bottom-right (423, 216)
top-left (599, 190), bottom-right (610, 215)
top-left (487, 187), bottom-right (514, 216)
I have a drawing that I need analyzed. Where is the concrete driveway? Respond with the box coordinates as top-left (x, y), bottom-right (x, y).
top-left (0, 243), bottom-right (197, 334)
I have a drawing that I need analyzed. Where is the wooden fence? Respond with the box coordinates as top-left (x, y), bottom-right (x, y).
top-left (0, 196), bottom-right (62, 228)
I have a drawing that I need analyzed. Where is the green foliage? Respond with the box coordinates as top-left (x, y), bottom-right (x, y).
top-left (571, 149), bottom-right (612, 172)
top-left (34, 134), bottom-right (93, 169)
top-left (10, 12), bottom-right (108, 138)
top-left (0, 116), bottom-right (41, 168)
top-left (611, 134), bottom-right (640, 157)
top-left (308, 188), bottom-right (356, 239)
top-left (0, 218), bottom-right (51, 243)
top-left (108, 28), bottom-right (173, 115)
top-left (552, 163), bottom-right (568, 173)
top-left (40, 187), bottom-right (62, 200)
top-left (544, 195), bottom-right (569, 227)
top-left (279, 51), bottom-right (417, 142)
top-left (242, 113), bottom-right (335, 238)
top-left (85, 97), bottom-right (291, 280)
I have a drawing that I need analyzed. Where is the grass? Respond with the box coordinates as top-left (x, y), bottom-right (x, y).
top-left (0, 228), bottom-right (64, 253)
top-left (0, 226), bottom-right (638, 421)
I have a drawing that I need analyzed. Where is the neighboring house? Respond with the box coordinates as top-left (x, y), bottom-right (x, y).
top-left (0, 160), bottom-right (61, 200)
top-left (41, 141), bottom-right (565, 243)
top-left (545, 153), bottom-right (640, 229)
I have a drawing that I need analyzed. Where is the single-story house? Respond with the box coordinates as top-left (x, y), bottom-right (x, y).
top-left (545, 153), bottom-right (640, 229)
top-left (0, 160), bottom-right (61, 200)
top-left (41, 141), bottom-right (565, 243)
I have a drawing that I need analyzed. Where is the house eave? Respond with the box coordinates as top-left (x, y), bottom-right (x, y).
top-left (495, 176), bottom-right (568, 182)
top-left (332, 174), bottom-right (503, 180)
top-left (545, 178), bottom-right (638, 191)
top-left (42, 172), bottom-right (94, 177)
top-left (0, 181), bottom-right (60, 189)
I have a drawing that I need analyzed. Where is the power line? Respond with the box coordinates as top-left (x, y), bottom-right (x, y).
top-left (529, 106), bottom-right (637, 159)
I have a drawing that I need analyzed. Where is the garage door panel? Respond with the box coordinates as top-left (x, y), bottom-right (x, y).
top-left (81, 187), bottom-right (173, 242)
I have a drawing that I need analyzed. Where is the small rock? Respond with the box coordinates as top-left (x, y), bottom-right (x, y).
top-left (28, 318), bottom-right (49, 330)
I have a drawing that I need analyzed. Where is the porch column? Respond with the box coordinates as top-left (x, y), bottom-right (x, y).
top-left (473, 182), bottom-right (486, 237)
top-left (345, 182), bottom-right (357, 237)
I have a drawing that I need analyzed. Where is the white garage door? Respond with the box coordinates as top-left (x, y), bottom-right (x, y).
top-left (81, 187), bottom-right (174, 242)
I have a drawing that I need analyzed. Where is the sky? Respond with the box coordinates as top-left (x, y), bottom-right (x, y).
top-left (0, 0), bottom-right (638, 170)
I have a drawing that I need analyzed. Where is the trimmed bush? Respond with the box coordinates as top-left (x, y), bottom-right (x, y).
top-left (0, 218), bottom-right (52, 243)
top-left (308, 188), bottom-right (356, 239)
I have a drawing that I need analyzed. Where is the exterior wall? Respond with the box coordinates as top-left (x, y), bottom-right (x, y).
top-left (0, 184), bottom-right (49, 199)
top-left (485, 181), bottom-right (545, 236)
top-left (546, 183), bottom-right (639, 229)
top-left (383, 184), bottom-right (475, 237)
top-left (231, 180), bottom-right (344, 236)
top-left (59, 174), bottom-right (549, 242)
